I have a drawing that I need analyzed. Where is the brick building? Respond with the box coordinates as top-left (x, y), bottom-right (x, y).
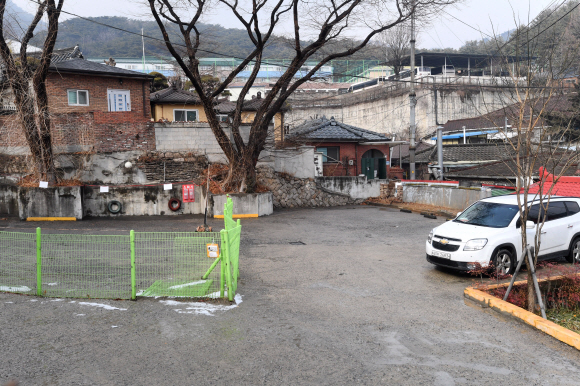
top-left (288, 117), bottom-right (392, 179)
top-left (0, 57), bottom-right (154, 155)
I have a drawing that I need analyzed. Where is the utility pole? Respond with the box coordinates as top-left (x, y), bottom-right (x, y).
top-left (409, 2), bottom-right (417, 180)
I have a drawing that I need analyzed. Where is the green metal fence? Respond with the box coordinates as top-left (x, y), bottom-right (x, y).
top-left (0, 197), bottom-right (241, 301)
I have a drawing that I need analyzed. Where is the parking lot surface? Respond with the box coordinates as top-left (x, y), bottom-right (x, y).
top-left (2, 206), bottom-right (580, 385)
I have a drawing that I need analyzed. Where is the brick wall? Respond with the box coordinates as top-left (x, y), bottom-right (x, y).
top-left (0, 72), bottom-right (154, 154)
top-left (46, 73), bottom-right (151, 116)
top-left (307, 142), bottom-right (391, 177)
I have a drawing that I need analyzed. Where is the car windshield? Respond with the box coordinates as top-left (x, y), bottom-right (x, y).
top-left (454, 202), bottom-right (519, 228)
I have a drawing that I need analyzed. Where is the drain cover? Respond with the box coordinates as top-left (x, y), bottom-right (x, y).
top-left (289, 241), bottom-right (306, 245)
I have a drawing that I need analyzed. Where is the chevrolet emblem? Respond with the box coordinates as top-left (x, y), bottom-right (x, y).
top-left (440, 239), bottom-right (449, 245)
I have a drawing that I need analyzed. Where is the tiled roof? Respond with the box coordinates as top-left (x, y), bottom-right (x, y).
top-left (49, 58), bottom-right (153, 79)
top-left (391, 141), bottom-right (433, 159)
top-left (151, 87), bottom-right (202, 104)
top-left (214, 96), bottom-right (289, 114)
top-left (527, 167), bottom-right (580, 196)
top-left (289, 117), bottom-right (391, 142)
top-left (430, 94), bottom-right (575, 137)
top-left (403, 143), bottom-right (515, 163)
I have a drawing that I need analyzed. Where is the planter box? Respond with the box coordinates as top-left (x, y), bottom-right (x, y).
top-left (212, 193), bottom-right (273, 218)
top-left (465, 274), bottom-right (580, 351)
top-left (18, 186), bottom-right (83, 220)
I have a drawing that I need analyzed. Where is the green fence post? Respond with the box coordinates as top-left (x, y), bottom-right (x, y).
top-left (130, 230), bottom-right (136, 300)
top-left (36, 227), bottom-right (42, 296)
top-left (220, 230), bottom-right (226, 299)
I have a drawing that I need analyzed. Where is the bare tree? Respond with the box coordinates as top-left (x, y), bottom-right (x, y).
top-left (468, 15), bottom-right (580, 314)
top-left (0, 0), bottom-right (64, 182)
top-left (376, 22), bottom-right (411, 76)
top-left (148, 0), bottom-right (458, 192)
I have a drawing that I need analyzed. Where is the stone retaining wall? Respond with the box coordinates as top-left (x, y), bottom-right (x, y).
top-left (257, 166), bottom-right (363, 208)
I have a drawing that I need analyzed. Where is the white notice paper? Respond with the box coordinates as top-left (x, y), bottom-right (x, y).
top-left (39, 181), bottom-right (48, 188)
top-left (164, 184), bottom-right (173, 191)
top-left (100, 186), bottom-right (109, 193)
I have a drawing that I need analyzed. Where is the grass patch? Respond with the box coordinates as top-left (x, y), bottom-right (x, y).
top-left (547, 309), bottom-right (580, 333)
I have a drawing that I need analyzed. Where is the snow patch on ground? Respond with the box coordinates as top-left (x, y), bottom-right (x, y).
top-left (5, 301), bottom-right (13, 303)
top-left (45, 282), bottom-right (58, 286)
top-left (168, 280), bottom-right (207, 290)
top-left (160, 294), bottom-right (242, 316)
top-left (0, 285), bottom-right (30, 292)
top-left (50, 299), bottom-right (64, 302)
top-left (77, 302), bottom-right (127, 311)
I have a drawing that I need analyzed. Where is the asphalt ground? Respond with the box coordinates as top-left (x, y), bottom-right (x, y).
top-left (1, 206), bottom-right (580, 385)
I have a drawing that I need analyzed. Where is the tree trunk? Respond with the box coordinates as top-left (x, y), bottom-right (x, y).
top-left (222, 149), bottom-right (258, 193)
top-left (526, 253), bottom-right (538, 312)
top-left (11, 78), bottom-right (49, 179)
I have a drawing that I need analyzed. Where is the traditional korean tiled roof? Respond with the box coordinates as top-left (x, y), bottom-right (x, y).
top-left (403, 143), bottom-right (515, 163)
top-left (151, 87), bottom-right (202, 104)
top-left (391, 141), bottom-right (433, 160)
top-left (289, 116), bottom-right (391, 142)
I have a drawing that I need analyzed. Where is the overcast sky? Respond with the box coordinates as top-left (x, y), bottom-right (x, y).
top-left (12, 0), bottom-right (557, 49)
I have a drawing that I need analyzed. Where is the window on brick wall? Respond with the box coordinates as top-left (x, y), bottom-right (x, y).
top-left (317, 146), bottom-right (340, 163)
top-left (107, 89), bottom-right (131, 112)
top-left (67, 90), bottom-right (89, 106)
top-left (174, 109), bottom-right (198, 122)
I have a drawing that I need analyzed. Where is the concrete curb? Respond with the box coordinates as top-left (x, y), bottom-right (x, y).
top-left (464, 285), bottom-right (580, 350)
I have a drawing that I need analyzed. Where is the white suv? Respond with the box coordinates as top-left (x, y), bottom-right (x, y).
top-left (426, 195), bottom-right (580, 274)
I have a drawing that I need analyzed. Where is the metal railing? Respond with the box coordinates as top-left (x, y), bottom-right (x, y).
top-left (0, 197), bottom-right (241, 301)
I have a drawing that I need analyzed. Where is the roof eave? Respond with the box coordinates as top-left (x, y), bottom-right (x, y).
top-left (49, 67), bottom-right (154, 79)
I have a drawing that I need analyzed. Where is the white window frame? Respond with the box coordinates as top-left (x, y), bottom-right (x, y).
top-left (173, 109), bottom-right (199, 122)
top-left (217, 114), bottom-right (229, 122)
top-left (107, 89), bottom-right (131, 112)
top-left (67, 89), bottom-right (89, 106)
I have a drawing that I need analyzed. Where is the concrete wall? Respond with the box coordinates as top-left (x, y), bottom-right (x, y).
top-left (262, 147), bottom-right (315, 179)
top-left (82, 184), bottom-right (207, 217)
top-left (154, 122), bottom-right (276, 163)
top-left (18, 186), bottom-right (83, 220)
top-left (287, 82), bottom-right (512, 139)
top-left (212, 193), bottom-right (273, 217)
top-left (316, 176), bottom-right (382, 199)
top-left (0, 184), bottom-right (19, 217)
top-left (155, 122), bottom-right (229, 163)
top-left (402, 184), bottom-right (492, 211)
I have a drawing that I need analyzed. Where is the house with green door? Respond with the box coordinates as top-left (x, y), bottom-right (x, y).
top-left (288, 116), bottom-right (394, 179)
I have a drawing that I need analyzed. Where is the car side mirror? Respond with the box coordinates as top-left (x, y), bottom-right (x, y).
top-left (526, 220), bottom-right (536, 229)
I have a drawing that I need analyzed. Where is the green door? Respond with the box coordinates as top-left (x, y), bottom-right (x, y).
top-left (378, 158), bottom-right (387, 179)
top-left (362, 158), bottom-right (374, 180)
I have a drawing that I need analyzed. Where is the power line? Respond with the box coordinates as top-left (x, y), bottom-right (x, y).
top-left (21, 0), bottom-right (580, 93)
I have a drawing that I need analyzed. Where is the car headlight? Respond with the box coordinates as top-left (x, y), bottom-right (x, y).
top-left (464, 238), bottom-right (488, 251)
top-left (427, 230), bottom-right (433, 244)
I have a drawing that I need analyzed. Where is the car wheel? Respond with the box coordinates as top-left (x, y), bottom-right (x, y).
top-left (492, 249), bottom-right (516, 275)
top-left (566, 238), bottom-right (580, 264)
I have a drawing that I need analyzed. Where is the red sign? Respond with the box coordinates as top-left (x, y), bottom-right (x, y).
top-left (182, 184), bottom-right (195, 202)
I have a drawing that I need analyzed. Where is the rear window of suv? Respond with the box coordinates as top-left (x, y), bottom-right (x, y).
top-left (455, 202), bottom-right (519, 228)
